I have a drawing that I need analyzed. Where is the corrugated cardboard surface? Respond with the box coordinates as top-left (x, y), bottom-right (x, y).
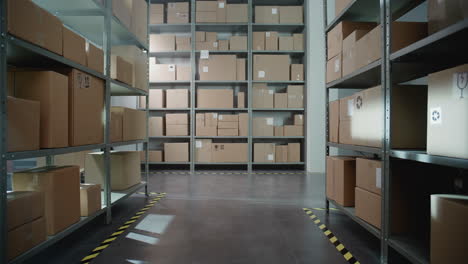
top-left (428, 0), bottom-right (468, 34)
top-left (329, 157), bottom-right (356, 206)
top-left (111, 111), bottom-right (123, 142)
top-left (212, 143), bottom-right (248, 162)
top-left (287, 85), bottom-right (304, 108)
top-left (218, 128), bottom-right (238, 136)
top-left (275, 145), bottom-right (288, 162)
top-left (218, 122), bottom-right (238, 129)
top-left (287, 143), bottom-right (300, 162)
top-left (196, 126), bottom-right (217, 136)
top-left (145, 89), bottom-right (164, 109)
top-left (7, 191), bottom-right (44, 231)
top-left (237, 92), bottom-right (245, 108)
top-left (274, 93), bottom-right (288, 108)
top-left (7, 97), bottom-right (40, 152)
top-left (327, 21), bottom-right (376, 60)
top-left (197, 89), bottom-right (233, 108)
top-left (150, 4), bottom-right (164, 24)
top-left (254, 55), bottom-right (290, 81)
top-left (150, 34), bottom-right (175, 52)
top-left (196, 11), bottom-right (217, 23)
top-left (199, 55), bottom-right (237, 80)
top-left (274, 126), bottom-right (284, 136)
top-left (79, 184), bottom-right (101, 217)
top-left (265, 32), bottom-right (279, 50)
top-left (112, 45), bottom-right (148, 92)
top-left (355, 187), bottom-right (381, 229)
top-left (165, 143), bottom-right (189, 162)
top-left (216, 0), bottom-right (227, 23)
top-left (140, 151), bottom-right (163, 162)
top-left (112, 0), bottom-right (132, 29)
top-left (356, 158), bottom-right (382, 195)
top-left (329, 100), bottom-right (339, 143)
top-left (230, 36), bottom-right (247, 50)
top-left (284, 125), bottom-right (303, 136)
top-left (151, 63), bottom-right (176, 82)
top-left (253, 85), bottom-right (274, 108)
top-left (279, 6), bottom-right (303, 24)
top-left (218, 40), bottom-right (229, 51)
top-left (335, 0), bottom-right (353, 16)
top-left (237, 59), bottom-right (246, 80)
top-left (111, 55), bottom-right (133, 85)
top-left (253, 117), bottom-right (274, 136)
top-left (166, 113), bottom-right (188, 125)
top-left (254, 143), bottom-right (275, 163)
top-left (294, 114), bottom-right (304, 126)
top-left (239, 113), bottom-right (248, 136)
top-left (227, 4), bottom-right (248, 23)
top-left (197, 1), bottom-right (218, 11)
top-left (149, 117), bottom-right (163, 137)
top-left (166, 124), bottom-right (189, 136)
top-left (253, 32), bottom-right (265, 50)
top-left (293, 33), bottom-right (304, 51)
top-left (195, 139), bottom-right (212, 162)
top-left (177, 65), bottom-right (192, 81)
top-left (327, 53), bottom-right (342, 83)
top-left (326, 156), bottom-right (335, 200)
top-left (255, 6), bottom-right (279, 23)
top-left (63, 27), bottom-right (86, 66)
top-left (111, 107), bottom-right (146, 141)
top-left (279, 36), bottom-right (294, 50)
top-left (86, 42), bottom-right (104, 74)
top-left (291, 64), bottom-right (304, 81)
top-left (166, 89), bottom-right (189, 108)
top-left (8, 217), bottom-right (46, 261)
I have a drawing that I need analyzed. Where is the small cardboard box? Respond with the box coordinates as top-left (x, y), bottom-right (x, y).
top-left (327, 21), bottom-right (376, 60)
top-left (253, 85), bottom-right (274, 108)
top-left (253, 32), bottom-right (265, 50)
top-left (279, 36), bottom-right (294, 50)
top-left (196, 126), bottom-right (217, 136)
top-left (253, 117), bottom-right (274, 136)
top-left (113, 0), bottom-right (132, 29)
top-left (176, 36), bottom-right (191, 51)
top-left (356, 158), bottom-right (382, 195)
top-left (237, 59), bottom-right (246, 80)
top-left (230, 36), bottom-right (247, 50)
top-left (131, 0), bottom-right (148, 44)
top-left (150, 4), bottom-right (164, 24)
top-left (265, 32), bottom-right (279, 50)
top-left (195, 139), bottom-right (212, 162)
top-left (254, 143), bottom-right (275, 163)
top-left (293, 33), bottom-right (304, 51)
top-left (151, 63), bottom-right (176, 82)
top-left (287, 85), bottom-right (304, 108)
top-left (287, 143), bottom-right (300, 162)
top-left (279, 6), bottom-right (303, 24)
top-left (428, 0), bottom-right (468, 34)
top-left (198, 55), bottom-right (237, 80)
top-left (274, 126), bottom-right (284, 136)
top-left (206, 32), bottom-right (217, 42)
top-left (291, 64), bottom-right (304, 81)
top-left (111, 55), bottom-right (133, 85)
top-left (149, 117), bottom-right (164, 137)
top-left (141, 151), bottom-right (163, 162)
top-left (205, 113), bottom-right (219, 127)
top-left (239, 113), bottom-right (248, 136)
top-left (86, 42), bottom-right (104, 74)
top-left (150, 34), bottom-right (175, 52)
top-left (140, 89), bottom-right (164, 109)
top-left (63, 27), bottom-right (86, 66)
top-left (275, 145), bottom-right (288, 163)
top-left (274, 93), bottom-right (288, 108)
top-left (166, 113), bottom-right (188, 125)
top-left (111, 107), bottom-right (146, 141)
top-left (237, 92), bottom-right (245, 108)
top-left (166, 125), bottom-right (189, 136)
top-left (284, 125), bottom-right (303, 137)
top-left (177, 65), bottom-right (191, 81)
top-left (168, 2), bottom-right (189, 13)
top-left (196, 11), bottom-right (217, 23)
top-left (226, 4), bottom-right (248, 23)
top-left (168, 2), bottom-right (190, 24)
top-left (165, 143), bottom-right (189, 162)
top-left (294, 114), bottom-right (304, 126)
top-left (355, 187), bottom-right (381, 228)
top-left (166, 89), bottom-right (189, 108)
top-left (196, 113), bottom-right (205, 127)
top-left (253, 55), bottom-right (290, 81)
top-left (110, 111), bottom-right (123, 142)
top-left (218, 128), bottom-right (238, 136)
top-left (255, 6), bottom-right (279, 23)
top-left (7, 191), bottom-right (44, 231)
top-left (329, 100), bottom-right (340, 143)
top-left (326, 156), bottom-right (355, 206)
top-left (80, 184), bottom-right (101, 217)
top-left (8, 217), bottom-right (46, 261)
top-left (197, 89), bottom-right (234, 108)
top-left (327, 53), bottom-right (342, 83)
top-left (216, 0), bottom-right (227, 23)
top-left (218, 40), bottom-right (229, 51)
top-left (212, 143), bottom-right (248, 162)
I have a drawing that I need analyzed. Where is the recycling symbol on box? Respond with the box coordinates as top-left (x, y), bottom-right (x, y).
top-left (432, 110), bottom-right (440, 122)
top-left (355, 96), bottom-right (363, 110)
top-left (430, 107), bottom-right (442, 125)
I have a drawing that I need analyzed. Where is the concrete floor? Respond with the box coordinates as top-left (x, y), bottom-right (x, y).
top-left (28, 171), bottom-right (380, 264)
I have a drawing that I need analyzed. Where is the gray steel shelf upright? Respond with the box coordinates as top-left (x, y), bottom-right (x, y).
top-left (323, 1), bottom-right (468, 264)
top-left (0, 0), bottom-right (150, 263)
top-left (149, 0), bottom-right (307, 172)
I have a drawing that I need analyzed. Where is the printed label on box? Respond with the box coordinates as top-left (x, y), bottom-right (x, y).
top-left (219, 116), bottom-right (223, 120)
top-left (267, 154), bottom-right (274, 161)
top-left (453, 72), bottom-right (468, 99)
top-left (334, 58), bottom-right (340, 73)
top-left (268, 90), bottom-right (274, 95)
top-left (168, 64), bottom-right (175, 72)
top-left (213, 113), bottom-right (218, 118)
top-left (272, 8), bottom-right (278, 14)
top-left (376, 168), bottom-right (382, 189)
top-left (201, 50), bottom-right (209, 59)
top-left (213, 42), bottom-right (218, 48)
top-left (203, 66), bottom-right (209, 73)
top-left (218, 2), bottom-right (225, 8)
top-left (266, 32), bottom-right (271, 37)
top-left (299, 115), bottom-right (303, 119)
top-left (347, 99), bottom-right (354, 116)
top-left (430, 107), bottom-right (442, 125)
top-left (266, 118), bottom-right (274, 125)
top-left (196, 141), bottom-right (202, 148)
top-left (258, 71), bottom-right (265, 78)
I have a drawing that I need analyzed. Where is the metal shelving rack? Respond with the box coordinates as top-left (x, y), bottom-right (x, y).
top-left (149, 0), bottom-right (307, 172)
top-left (323, 0), bottom-right (468, 263)
top-left (0, 0), bottom-right (150, 263)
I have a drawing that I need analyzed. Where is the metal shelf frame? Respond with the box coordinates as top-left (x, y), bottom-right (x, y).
top-left (324, 1), bottom-right (468, 263)
top-left (0, 0), bottom-right (150, 263)
top-left (148, 0), bottom-right (307, 172)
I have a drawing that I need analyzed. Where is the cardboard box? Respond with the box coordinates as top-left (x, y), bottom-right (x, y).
top-left (255, 6), bottom-right (279, 23)
top-left (254, 55), bottom-right (290, 81)
top-left (329, 100), bottom-right (339, 143)
top-left (111, 107), bottom-right (146, 141)
top-left (226, 4), bottom-right (248, 23)
top-left (196, 11), bottom-right (217, 23)
top-left (196, 126), bottom-right (217, 136)
top-left (327, 21), bottom-right (376, 60)
top-left (280, 6), bottom-right (303, 24)
top-left (205, 113), bottom-right (219, 127)
top-left (63, 27), bottom-right (86, 66)
top-left (86, 42), bottom-right (104, 74)
top-left (196, 113), bottom-right (205, 127)
top-left (293, 33), bottom-right (304, 51)
top-left (356, 158), bottom-right (382, 195)
top-left (197, 1), bottom-right (218, 11)
top-left (79, 184), bottom-right (101, 217)
top-left (218, 40), bottom-right (229, 51)
top-left (140, 89), bottom-right (164, 109)
top-left (196, 41), bottom-right (219, 51)
top-left (253, 32), bottom-right (265, 50)
top-left (166, 89), bottom-right (189, 108)
top-left (166, 113), bottom-right (188, 125)
top-left (131, 0), bottom-right (148, 44)
top-left (113, 0), bottom-right (132, 29)
top-left (216, 0), bottom-right (227, 23)
top-left (196, 31), bottom-right (206, 42)
top-left (342, 30), bottom-right (369, 76)
top-left (291, 64), bottom-right (304, 81)
top-left (197, 89), bottom-right (234, 108)
top-left (66, 69), bottom-right (104, 146)
top-left (326, 156), bottom-right (335, 200)
top-left (265, 32), bottom-right (279, 50)
top-left (279, 36), bottom-right (294, 50)
top-left (176, 36), bottom-right (191, 51)
top-left (253, 117), bottom-right (274, 136)
top-left (218, 114), bottom-right (238, 122)
top-left (336, 0), bottom-right (353, 16)
top-left (428, 0), bottom-right (468, 34)
top-left (85, 152), bottom-right (141, 191)
top-left (8, 0), bottom-right (63, 55)
top-left (165, 143), bottom-right (189, 162)
top-left (237, 92), bottom-right (245, 108)
top-left (275, 145), bottom-right (288, 163)
top-left (294, 114), bottom-right (304, 126)
top-left (287, 85), bottom-right (304, 108)
top-left (110, 111), bottom-right (123, 142)
top-left (167, 2), bottom-right (189, 24)
top-left (218, 128), bottom-right (238, 136)
top-left (230, 36), bottom-right (247, 50)
top-left (150, 34), bottom-right (175, 52)
top-left (195, 139), bottom-right (212, 162)
top-left (166, 125), bottom-right (188, 136)
top-left (284, 125), bottom-right (303, 137)
top-left (36, 151), bottom-right (91, 170)
top-left (254, 143), bottom-right (275, 163)
top-left (149, 117), bottom-right (163, 137)
top-left (274, 93), bottom-right (288, 108)
top-left (355, 187), bottom-right (381, 228)
top-left (253, 85), bottom-right (274, 108)
top-left (14, 71), bottom-right (69, 149)
top-left (239, 113), bottom-right (248, 137)
top-left (150, 4), bottom-right (164, 24)
top-left (326, 157), bottom-right (355, 205)
top-left (13, 166), bottom-right (80, 235)
top-left (7, 191), bottom-right (44, 231)
top-left (327, 53), bottom-right (342, 83)
top-left (177, 65), bottom-right (191, 81)
top-left (212, 143), bottom-right (248, 162)
top-left (7, 71), bottom-right (14, 96)
top-left (111, 55), bottom-right (133, 85)
top-left (236, 59), bottom-right (246, 81)
top-left (151, 63), bottom-right (176, 82)
top-left (8, 217), bottom-right (46, 261)
top-left (274, 126), bottom-right (284, 136)
top-left (112, 45), bottom-right (148, 92)
top-left (287, 143), bottom-right (300, 162)
top-left (431, 194), bottom-right (468, 264)
top-left (140, 151), bottom-right (163, 162)
top-left (428, 64), bottom-right (468, 159)
top-left (206, 32), bottom-right (217, 42)
top-left (218, 122), bottom-right (238, 129)
top-left (199, 55), bottom-right (237, 80)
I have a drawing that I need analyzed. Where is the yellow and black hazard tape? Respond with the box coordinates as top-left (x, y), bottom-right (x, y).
top-left (80, 193), bottom-right (167, 264)
top-left (303, 208), bottom-right (360, 264)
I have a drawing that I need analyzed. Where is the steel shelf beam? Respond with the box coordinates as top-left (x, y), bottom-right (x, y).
top-left (109, 140), bottom-right (148, 148)
top-left (6, 144), bottom-right (106, 161)
top-left (327, 142), bottom-right (382, 155)
top-left (391, 150), bottom-right (468, 169)
top-left (388, 237), bottom-right (429, 264)
top-left (252, 108), bottom-right (304, 111)
top-left (326, 59), bottom-right (381, 89)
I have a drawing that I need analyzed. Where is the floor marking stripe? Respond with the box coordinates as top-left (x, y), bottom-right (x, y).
top-left (302, 208), bottom-right (360, 264)
top-left (80, 193), bottom-right (167, 263)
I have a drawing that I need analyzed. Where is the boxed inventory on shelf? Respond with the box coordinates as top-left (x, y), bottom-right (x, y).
top-left (428, 0), bottom-right (468, 34)
top-left (279, 6), bottom-right (303, 24)
top-left (356, 158), bottom-right (382, 195)
top-left (279, 36), bottom-right (294, 50)
top-left (86, 42), bottom-right (104, 74)
top-left (275, 93), bottom-right (288, 108)
top-left (13, 166), bottom-right (81, 235)
top-left (254, 55), bottom-right (290, 81)
top-left (166, 89), bottom-right (189, 108)
top-left (253, 84), bottom-right (274, 108)
top-left (112, 0), bottom-right (131, 29)
top-left (166, 113), bottom-right (189, 136)
top-left (342, 29), bottom-right (371, 77)
top-left (218, 40), bottom-right (229, 51)
top-left (150, 4), bottom-right (164, 24)
top-left (230, 36), bottom-right (247, 50)
top-left (196, 1), bottom-right (218, 23)
top-left (36, 151), bottom-right (91, 171)
top-left (254, 143), bottom-right (275, 163)
top-left (284, 125), bottom-right (303, 137)
top-left (149, 116), bottom-right (163, 137)
top-left (274, 126), bottom-right (284, 136)
top-left (150, 62), bottom-right (176, 82)
top-left (237, 92), bottom-right (245, 108)
top-left (195, 139), bottom-right (212, 162)
top-left (326, 156), bottom-right (356, 206)
top-left (176, 36), bottom-right (191, 51)
top-left (165, 143), bottom-right (189, 162)
top-left (327, 21), bottom-right (376, 60)
top-left (216, 0), bottom-right (227, 23)
top-left (291, 64), bottom-right (304, 81)
top-left (329, 100), bottom-right (340, 143)
top-left (255, 6), bottom-right (279, 23)
top-left (196, 114), bottom-right (217, 136)
top-left (327, 53), bottom-right (342, 83)
top-left (8, 217), bottom-right (46, 261)
top-left (111, 55), bottom-right (133, 85)
top-left (294, 114), bottom-right (304, 125)
top-left (287, 143), bottom-right (300, 162)
top-left (355, 187), bottom-right (381, 228)
top-left (110, 111), bottom-right (123, 142)
top-left (140, 89), bottom-right (164, 109)
top-left (63, 27), bottom-right (86, 66)
top-left (287, 85), bottom-right (304, 108)
top-left (212, 143), bottom-right (248, 163)
top-left (239, 113), bottom-right (248, 136)
top-left (85, 151), bottom-right (141, 191)
top-left (199, 55), bottom-right (237, 80)
top-left (167, 2), bottom-right (189, 24)
top-left (253, 117), bottom-right (274, 136)
top-left (79, 184), bottom-right (101, 217)
top-left (293, 33), bottom-right (304, 51)
top-left (253, 32), bottom-right (265, 50)
top-left (150, 34), bottom-right (176, 52)
top-left (226, 4), bottom-right (248, 23)
top-left (265, 32), bottom-right (278, 50)
top-left (141, 151), bottom-right (163, 162)
top-left (197, 89), bottom-right (234, 108)
top-left (335, 0), bottom-right (353, 15)
top-left (111, 107), bottom-right (146, 141)
top-left (112, 45), bottom-right (149, 92)
top-left (275, 145), bottom-right (288, 162)
top-left (177, 65), bottom-right (191, 81)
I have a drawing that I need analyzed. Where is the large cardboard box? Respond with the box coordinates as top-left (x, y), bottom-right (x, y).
top-left (140, 89), bottom-right (164, 109)
top-left (291, 64), bottom-right (304, 81)
top-left (150, 4), bottom-right (164, 24)
top-left (218, 128), bottom-right (238, 136)
top-left (66, 69), bottom-right (104, 146)
top-left (230, 36), bottom-right (247, 50)
top-left (86, 42), bottom-right (104, 74)
top-left (110, 111), bottom-right (123, 142)
top-left (293, 33), bottom-right (304, 51)
top-left (253, 32), bottom-right (265, 50)
top-left (254, 143), bottom-right (275, 163)
top-left (166, 113), bottom-right (188, 125)
top-left (274, 93), bottom-right (288, 108)
top-left (356, 158), bottom-right (382, 195)
top-left (13, 166), bottom-right (80, 235)
top-left (427, 64), bottom-right (468, 159)
top-left (428, 0), bottom-right (468, 34)
top-left (431, 195), bottom-right (468, 264)
top-left (255, 6), bottom-right (279, 23)
top-left (355, 187), bottom-right (381, 228)
top-left (111, 55), bottom-right (133, 85)
top-left (327, 53), bottom-right (342, 83)
top-left (8, 217), bottom-right (46, 261)
top-left (149, 117), bottom-right (164, 137)
top-left (167, 2), bottom-right (190, 24)
top-left (80, 184), bottom-right (101, 217)
top-left (216, 0), bottom-right (227, 23)
top-left (227, 4), bottom-right (248, 23)
top-left (279, 36), bottom-right (294, 51)
top-left (165, 143), bottom-right (189, 162)
top-left (176, 36), bottom-right (191, 51)
top-left (284, 125), bottom-right (303, 137)
top-left (327, 21), bottom-right (376, 60)
top-left (14, 71), bottom-right (69, 148)
top-left (177, 65), bottom-right (191, 81)
top-left (140, 151), bottom-right (163, 162)
top-left (150, 34), bottom-right (175, 52)
top-left (326, 156), bottom-right (355, 206)
top-left (7, 191), bottom-right (44, 231)
top-left (237, 92), bottom-right (245, 108)
top-left (287, 143), bottom-right (300, 162)
top-left (36, 151), bottom-right (91, 170)
top-left (287, 85), bottom-right (304, 108)
top-left (199, 55), bottom-right (237, 80)
top-left (253, 85), bottom-right (274, 108)
top-left (111, 107), bottom-right (146, 141)
top-left (197, 1), bottom-right (218, 11)
top-left (166, 89), bottom-right (189, 108)
top-left (131, 0), bottom-right (149, 42)
top-left (253, 117), bottom-right (274, 136)
top-left (239, 113), bottom-right (248, 137)
top-left (212, 143), bottom-right (248, 163)
top-left (254, 55), bottom-right (290, 81)
top-left (113, 0), bottom-right (132, 29)
top-left (329, 100), bottom-right (340, 143)
top-left (151, 63), bottom-right (176, 82)
top-left (275, 145), bottom-right (288, 163)
top-left (8, 0), bottom-right (63, 55)
top-left (63, 27), bottom-right (86, 66)
top-left (265, 32), bottom-right (279, 50)
top-left (279, 6), bottom-right (303, 24)
top-left (85, 152), bottom-right (141, 191)
top-left (195, 139), bottom-right (212, 162)
top-left (166, 125), bottom-right (188, 136)
top-left (196, 11), bottom-right (217, 23)
top-left (197, 89), bottom-right (234, 108)
top-left (205, 113), bottom-right (218, 127)
top-left (196, 41), bottom-right (219, 51)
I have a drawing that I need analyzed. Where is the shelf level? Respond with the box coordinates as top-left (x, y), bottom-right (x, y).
top-left (327, 142), bottom-right (382, 155)
top-left (253, 108), bottom-right (304, 111)
top-left (149, 51), bottom-right (191, 58)
top-left (195, 108), bottom-right (248, 111)
top-left (254, 136), bottom-right (304, 139)
top-left (390, 150), bottom-right (468, 169)
top-left (111, 80), bottom-right (148, 96)
top-left (195, 136), bottom-right (248, 139)
top-left (141, 108), bottom-right (191, 111)
top-left (253, 80), bottom-right (305, 84)
top-left (150, 136), bottom-right (191, 139)
top-left (110, 182), bottom-right (147, 206)
top-left (253, 24), bottom-right (305, 33)
top-left (388, 237), bottom-right (429, 264)
top-left (253, 162), bottom-right (305, 165)
top-left (149, 23), bottom-right (191, 34)
top-left (6, 144), bottom-right (105, 161)
top-left (110, 139), bottom-right (148, 148)
top-left (326, 59), bottom-right (381, 89)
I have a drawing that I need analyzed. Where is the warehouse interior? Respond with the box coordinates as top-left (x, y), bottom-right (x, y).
top-left (1, 0), bottom-right (468, 263)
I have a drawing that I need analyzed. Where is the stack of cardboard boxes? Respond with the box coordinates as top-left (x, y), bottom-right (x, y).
top-left (253, 84), bottom-right (304, 109)
top-left (196, 140), bottom-right (248, 163)
top-left (198, 55), bottom-right (246, 81)
top-left (196, 31), bottom-right (248, 51)
top-left (255, 5), bottom-right (303, 24)
top-left (140, 150), bottom-right (163, 163)
top-left (196, 113), bottom-right (248, 137)
top-left (150, 34), bottom-right (191, 51)
top-left (253, 32), bottom-right (304, 51)
top-left (196, 1), bottom-right (248, 23)
top-left (254, 143), bottom-right (301, 163)
top-left (150, 2), bottom-right (190, 24)
top-left (166, 114), bottom-right (189, 136)
top-left (253, 55), bottom-right (302, 81)
top-left (140, 89), bottom-right (189, 109)
top-left (110, 107), bottom-right (147, 142)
